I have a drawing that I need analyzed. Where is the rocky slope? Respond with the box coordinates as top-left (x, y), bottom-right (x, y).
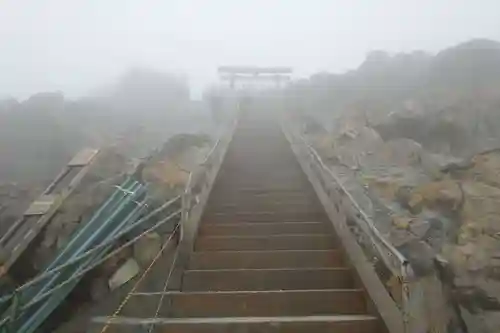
top-left (290, 39), bottom-right (500, 332)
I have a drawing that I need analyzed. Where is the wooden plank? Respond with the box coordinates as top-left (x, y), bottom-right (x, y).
top-left (182, 268), bottom-right (353, 291)
top-left (0, 155), bottom-right (97, 279)
top-left (68, 148), bottom-right (99, 166)
top-left (24, 194), bottom-right (57, 216)
top-left (89, 315), bottom-right (379, 333)
top-left (189, 250), bottom-right (344, 270)
top-left (195, 234), bottom-right (336, 251)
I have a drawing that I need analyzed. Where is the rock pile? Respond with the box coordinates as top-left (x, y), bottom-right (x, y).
top-left (308, 115), bottom-right (500, 331)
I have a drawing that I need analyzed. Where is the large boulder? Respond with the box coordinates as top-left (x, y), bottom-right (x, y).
top-left (142, 133), bottom-right (213, 203)
top-left (133, 232), bottom-right (162, 266)
top-left (315, 126), bottom-right (383, 169)
top-left (409, 179), bottom-right (464, 215)
top-left (465, 150), bottom-right (500, 188)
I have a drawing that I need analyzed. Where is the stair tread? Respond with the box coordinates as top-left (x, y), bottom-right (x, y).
top-left (189, 249), bottom-right (345, 269)
top-left (203, 220), bottom-right (326, 224)
top-left (90, 315), bottom-right (380, 333)
top-left (185, 267), bottom-right (350, 272)
top-left (203, 212), bottom-right (326, 223)
top-left (191, 249), bottom-right (341, 255)
top-left (197, 233), bottom-right (333, 239)
top-left (205, 211), bottom-right (321, 215)
top-left (93, 314), bottom-right (378, 325)
top-left (181, 267), bottom-right (354, 291)
top-left (133, 288), bottom-right (364, 295)
top-left (195, 234), bottom-right (336, 251)
top-left (201, 221), bottom-right (326, 226)
top-left (118, 289), bottom-right (367, 319)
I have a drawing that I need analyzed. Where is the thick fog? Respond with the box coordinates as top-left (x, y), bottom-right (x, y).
top-left (1, 0), bottom-right (500, 98)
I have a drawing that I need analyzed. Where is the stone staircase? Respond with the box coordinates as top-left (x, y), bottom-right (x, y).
top-left (91, 113), bottom-right (387, 332)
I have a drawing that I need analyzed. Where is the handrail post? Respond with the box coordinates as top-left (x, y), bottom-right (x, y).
top-left (401, 265), bottom-right (411, 333)
top-left (180, 173), bottom-right (192, 245)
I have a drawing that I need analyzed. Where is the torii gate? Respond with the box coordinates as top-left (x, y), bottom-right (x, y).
top-left (218, 66), bottom-right (293, 89)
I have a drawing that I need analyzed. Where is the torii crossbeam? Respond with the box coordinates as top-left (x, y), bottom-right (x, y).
top-left (218, 66), bottom-right (293, 89)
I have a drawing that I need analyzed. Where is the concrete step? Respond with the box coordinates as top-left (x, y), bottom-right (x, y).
top-left (189, 250), bottom-right (344, 270)
top-left (181, 268), bottom-right (353, 291)
top-left (195, 234), bottom-right (335, 251)
top-left (202, 211), bottom-right (326, 223)
top-left (90, 315), bottom-right (380, 333)
top-left (198, 222), bottom-right (331, 237)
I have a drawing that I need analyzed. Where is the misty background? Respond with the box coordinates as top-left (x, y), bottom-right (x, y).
top-left (2, 2), bottom-right (500, 331)
top-left (1, 0), bottom-right (500, 99)
top-left (1, 0), bottom-right (500, 188)
top-left (2, 0), bottom-right (500, 210)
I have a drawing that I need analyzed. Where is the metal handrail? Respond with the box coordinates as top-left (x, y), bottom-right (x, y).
top-left (181, 117), bottom-right (238, 225)
top-left (282, 118), bottom-right (417, 332)
top-left (304, 136), bottom-right (409, 270)
top-left (284, 120), bottom-right (408, 265)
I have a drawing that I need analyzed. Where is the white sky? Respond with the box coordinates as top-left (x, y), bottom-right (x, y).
top-left (1, 0), bottom-right (499, 99)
